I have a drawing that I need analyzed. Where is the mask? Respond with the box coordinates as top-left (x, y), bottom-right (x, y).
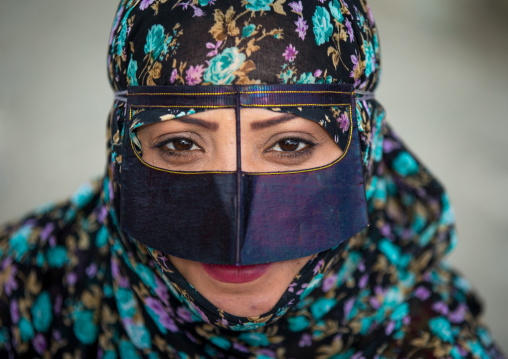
top-left (115, 83), bottom-right (369, 264)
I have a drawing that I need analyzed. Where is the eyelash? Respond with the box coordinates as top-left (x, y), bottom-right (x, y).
top-left (153, 137), bottom-right (202, 158)
top-left (153, 136), bottom-right (317, 159)
top-left (265, 137), bottom-right (317, 158)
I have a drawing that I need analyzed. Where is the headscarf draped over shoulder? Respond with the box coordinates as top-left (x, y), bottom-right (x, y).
top-left (0, 0), bottom-right (504, 358)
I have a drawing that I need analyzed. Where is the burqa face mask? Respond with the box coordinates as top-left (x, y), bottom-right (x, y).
top-left (116, 83), bottom-right (368, 265)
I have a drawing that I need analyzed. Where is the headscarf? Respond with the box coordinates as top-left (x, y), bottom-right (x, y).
top-left (0, 0), bottom-right (504, 358)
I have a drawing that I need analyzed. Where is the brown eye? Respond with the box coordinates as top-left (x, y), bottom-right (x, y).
top-left (163, 138), bottom-right (200, 151)
top-left (271, 138), bottom-right (310, 152)
top-left (172, 139), bottom-right (194, 151)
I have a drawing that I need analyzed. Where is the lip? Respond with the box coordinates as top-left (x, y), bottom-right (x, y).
top-left (201, 263), bottom-right (272, 283)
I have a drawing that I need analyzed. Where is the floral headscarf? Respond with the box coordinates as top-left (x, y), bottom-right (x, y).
top-left (0, 0), bottom-right (504, 358)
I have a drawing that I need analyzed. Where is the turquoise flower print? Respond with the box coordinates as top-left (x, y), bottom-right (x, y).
top-left (136, 263), bottom-right (157, 288)
top-left (127, 57), bottom-right (139, 86)
top-left (393, 151), bottom-right (419, 176)
top-left (429, 316), bottom-right (454, 343)
top-left (144, 24), bottom-right (171, 61)
top-left (328, 0), bottom-right (344, 22)
top-left (364, 40), bottom-right (376, 78)
top-left (9, 224), bottom-right (32, 260)
top-left (242, 24), bottom-right (256, 38)
top-left (125, 321), bottom-right (152, 350)
top-left (379, 238), bottom-right (401, 265)
top-left (299, 273), bottom-right (323, 300)
top-left (245, 0), bottom-right (274, 12)
top-left (310, 297), bottom-right (337, 320)
top-left (288, 315), bottom-right (310, 332)
top-left (0, 328), bottom-right (8, 347)
top-left (115, 287), bottom-right (137, 319)
top-left (199, 0), bottom-right (213, 5)
top-left (19, 318), bottom-right (34, 342)
top-left (47, 245), bottom-right (68, 268)
top-left (209, 336), bottom-right (231, 350)
top-left (74, 309), bottom-right (98, 344)
top-left (96, 226), bottom-right (108, 248)
top-left (31, 291), bottom-right (53, 332)
top-left (238, 332), bottom-right (270, 347)
top-left (312, 7), bottom-right (333, 45)
top-left (203, 47), bottom-right (246, 85)
top-left (71, 182), bottom-right (95, 208)
top-left (229, 321), bottom-right (266, 331)
top-left (120, 340), bottom-right (141, 359)
top-left (296, 72), bottom-right (316, 84)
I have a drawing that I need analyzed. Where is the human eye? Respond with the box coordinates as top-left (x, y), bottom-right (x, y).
top-left (266, 137), bottom-right (316, 157)
top-left (269, 138), bottom-right (313, 153)
top-left (158, 138), bottom-right (200, 152)
top-left (153, 136), bottom-right (203, 158)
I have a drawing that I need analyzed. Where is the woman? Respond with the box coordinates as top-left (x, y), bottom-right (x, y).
top-left (0, 0), bottom-right (504, 358)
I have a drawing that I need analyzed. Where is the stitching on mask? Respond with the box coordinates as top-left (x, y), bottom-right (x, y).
top-left (128, 104), bottom-right (354, 176)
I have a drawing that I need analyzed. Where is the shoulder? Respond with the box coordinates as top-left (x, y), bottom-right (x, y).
top-left (0, 179), bottom-right (111, 356)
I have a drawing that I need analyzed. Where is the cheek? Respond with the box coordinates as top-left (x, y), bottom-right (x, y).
top-left (168, 256), bottom-right (203, 281)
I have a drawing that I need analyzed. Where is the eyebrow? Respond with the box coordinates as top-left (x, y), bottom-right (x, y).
top-left (173, 117), bottom-right (219, 130)
top-left (250, 113), bottom-right (299, 130)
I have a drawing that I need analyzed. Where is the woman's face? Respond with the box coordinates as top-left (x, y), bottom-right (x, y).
top-left (136, 108), bottom-right (342, 317)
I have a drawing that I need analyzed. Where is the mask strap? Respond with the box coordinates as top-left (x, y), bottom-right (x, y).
top-left (114, 90), bottom-right (128, 102)
top-left (355, 90), bottom-right (375, 101)
top-left (235, 87), bottom-right (242, 265)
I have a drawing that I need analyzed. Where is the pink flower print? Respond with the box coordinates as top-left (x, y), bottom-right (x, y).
top-left (314, 69), bottom-right (323, 77)
top-left (33, 334), bottom-right (47, 355)
top-left (145, 297), bottom-right (178, 332)
top-left (294, 16), bottom-right (308, 40)
top-left (322, 273), bottom-right (337, 292)
top-left (283, 44), bottom-right (298, 62)
top-left (414, 286), bottom-right (431, 300)
top-left (170, 68), bottom-right (178, 83)
top-left (345, 18), bottom-right (354, 43)
top-left (299, 333), bottom-right (312, 347)
top-left (206, 41), bottom-right (223, 57)
top-left (139, 0), bottom-right (155, 10)
top-left (10, 300), bottom-right (20, 323)
top-left (193, 6), bottom-right (204, 17)
top-left (385, 321), bottom-right (395, 335)
top-left (448, 303), bottom-right (467, 323)
top-left (288, 0), bottom-right (303, 13)
top-left (432, 301), bottom-right (449, 315)
top-left (350, 52), bottom-right (361, 87)
top-left (185, 65), bottom-right (205, 85)
top-left (176, 306), bottom-right (193, 322)
top-left (358, 274), bottom-right (368, 288)
top-left (312, 258), bottom-right (324, 274)
top-left (175, 0), bottom-right (191, 10)
top-left (337, 112), bottom-right (350, 132)
top-left (4, 265), bottom-right (18, 295)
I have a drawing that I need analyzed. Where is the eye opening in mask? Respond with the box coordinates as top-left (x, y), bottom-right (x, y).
top-left (129, 104), bottom-right (353, 176)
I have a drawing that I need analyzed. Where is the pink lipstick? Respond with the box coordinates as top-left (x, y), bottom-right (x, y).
top-left (201, 263), bottom-right (272, 283)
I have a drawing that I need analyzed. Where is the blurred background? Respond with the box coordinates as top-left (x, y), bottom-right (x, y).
top-left (1, 0), bottom-right (507, 351)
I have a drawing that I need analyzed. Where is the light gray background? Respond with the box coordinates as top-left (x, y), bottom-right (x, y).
top-left (1, 0), bottom-right (507, 351)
